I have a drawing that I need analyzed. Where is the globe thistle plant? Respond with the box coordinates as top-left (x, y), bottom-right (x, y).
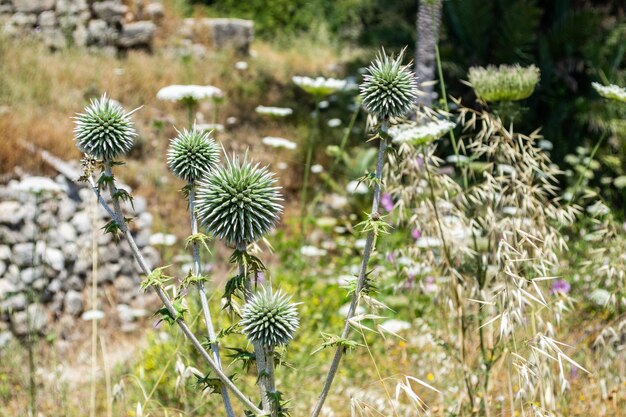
top-left (240, 288), bottom-right (299, 348)
top-left (468, 64), bottom-right (540, 103)
top-left (359, 48), bottom-right (418, 119)
top-left (167, 128), bottom-right (220, 182)
top-left (196, 155), bottom-right (283, 245)
top-left (74, 94), bottom-right (137, 160)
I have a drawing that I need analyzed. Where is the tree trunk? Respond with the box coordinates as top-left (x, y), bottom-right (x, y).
top-left (415, 0), bottom-right (443, 107)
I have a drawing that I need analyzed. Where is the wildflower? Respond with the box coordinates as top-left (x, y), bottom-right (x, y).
top-left (156, 85), bottom-right (223, 102)
top-left (167, 128), bottom-right (220, 181)
top-left (196, 123), bottom-right (225, 132)
top-left (311, 164), bottom-right (324, 174)
top-left (235, 61), bottom-right (248, 71)
top-left (589, 289), bottom-right (610, 307)
top-left (415, 237), bottom-right (442, 248)
top-left (550, 279), bottom-right (571, 295)
top-left (292, 75), bottom-right (347, 96)
top-left (346, 180), bottom-right (368, 194)
top-left (240, 288), bottom-right (299, 347)
top-left (592, 82), bottom-right (626, 103)
top-left (277, 162), bottom-right (288, 170)
top-left (262, 136), bottom-right (297, 150)
top-left (359, 48), bottom-right (417, 119)
top-left (422, 276), bottom-right (438, 294)
top-left (468, 64), bottom-right (540, 102)
top-left (380, 319), bottom-right (411, 333)
top-left (390, 120), bottom-right (455, 146)
top-left (149, 233), bottom-right (178, 246)
top-left (318, 100), bottom-right (330, 109)
top-left (74, 94), bottom-right (137, 161)
top-left (380, 193), bottom-right (394, 212)
top-left (300, 246), bottom-right (327, 257)
top-left (327, 118), bottom-right (342, 127)
top-left (446, 154), bottom-right (469, 164)
top-left (196, 155), bottom-right (282, 245)
top-left (538, 140), bottom-right (554, 151)
top-left (255, 105), bottom-right (293, 117)
top-left (411, 229), bottom-right (422, 240)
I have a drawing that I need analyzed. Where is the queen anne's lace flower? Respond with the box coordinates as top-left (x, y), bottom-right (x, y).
top-left (156, 85), bottom-right (224, 102)
top-left (167, 128), bottom-right (220, 182)
top-left (262, 136), bottom-right (297, 150)
top-left (255, 106), bottom-right (293, 117)
top-left (292, 76), bottom-right (347, 96)
top-left (468, 65), bottom-right (540, 102)
top-left (592, 82), bottom-right (626, 103)
top-left (74, 94), bottom-right (137, 160)
top-left (196, 156), bottom-right (283, 245)
top-left (240, 288), bottom-right (299, 347)
top-left (390, 120), bottom-right (455, 146)
top-left (359, 49), bottom-right (417, 119)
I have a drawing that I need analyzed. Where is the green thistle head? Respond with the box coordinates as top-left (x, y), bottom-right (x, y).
top-left (240, 288), bottom-right (299, 348)
top-left (167, 128), bottom-right (220, 182)
top-left (74, 94), bottom-right (137, 161)
top-left (359, 48), bottom-right (417, 119)
top-left (468, 65), bottom-right (540, 103)
top-left (196, 155), bottom-right (282, 245)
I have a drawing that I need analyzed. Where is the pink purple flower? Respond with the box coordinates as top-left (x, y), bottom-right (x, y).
top-left (411, 229), bottom-right (422, 240)
top-left (381, 193), bottom-right (394, 212)
top-left (550, 279), bottom-right (570, 295)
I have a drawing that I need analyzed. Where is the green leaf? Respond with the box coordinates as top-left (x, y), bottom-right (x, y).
top-left (355, 214), bottom-right (391, 236)
top-left (225, 347), bottom-right (256, 372)
top-left (312, 333), bottom-right (362, 355)
top-left (112, 188), bottom-right (134, 210)
top-left (153, 299), bottom-right (187, 326)
top-left (101, 219), bottom-right (121, 241)
top-left (185, 232), bottom-right (212, 253)
top-left (181, 269), bottom-right (210, 288)
top-left (222, 273), bottom-right (247, 312)
top-left (140, 265), bottom-right (173, 291)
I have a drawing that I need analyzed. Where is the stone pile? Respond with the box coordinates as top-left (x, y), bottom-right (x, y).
top-left (0, 173), bottom-right (159, 346)
top-left (0, 0), bottom-right (162, 51)
top-left (178, 17), bottom-right (253, 56)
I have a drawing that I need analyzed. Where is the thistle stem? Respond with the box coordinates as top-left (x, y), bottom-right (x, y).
top-left (237, 243), bottom-right (272, 414)
top-left (188, 184), bottom-right (235, 417)
top-left (311, 121), bottom-right (389, 417)
top-left (93, 164), bottom-right (263, 416)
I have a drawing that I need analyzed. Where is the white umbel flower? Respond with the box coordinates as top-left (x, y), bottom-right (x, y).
top-left (255, 106), bottom-right (293, 117)
top-left (262, 136), bottom-right (297, 150)
top-left (592, 82), bottom-right (626, 103)
top-left (390, 120), bottom-right (455, 146)
top-left (293, 75), bottom-right (347, 96)
top-left (156, 85), bottom-right (224, 102)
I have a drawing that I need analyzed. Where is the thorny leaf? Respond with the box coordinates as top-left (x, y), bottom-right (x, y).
top-left (355, 215), bottom-right (391, 236)
top-left (312, 333), bottom-right (363, 354)
top-left (112, 188), bottom-right (134, 210)
top-left (222, 273), bottom-right (247, 313)
top-left (229, 249), bottom-right (267, 274)
top-left (266, 390), bottom-right (292, 417)
top-left (140, 265), bottom-right (173, 290)
top-left (154, 298), bottom-right (187, 326)
top-left (225, 347), bottom-right (256, 372)
top-left (181, 269), bottom-right (209, 288)
top-left (185, 232), bottom-right (212, 253)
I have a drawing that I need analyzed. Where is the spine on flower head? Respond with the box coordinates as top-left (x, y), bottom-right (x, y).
top-left (167, 128), bottom-right (220, 182)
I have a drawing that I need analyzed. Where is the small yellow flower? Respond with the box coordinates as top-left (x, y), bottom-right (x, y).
top-left (427, 373), bottom-right (434, 381)
top-left (579, 394), bottom-right (585, 401)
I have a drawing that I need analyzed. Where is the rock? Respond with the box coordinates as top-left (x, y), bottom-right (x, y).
top-left (0, 245), bottom-right (10, 261)
top-left (0, 279), bottom-right (17, 299)
top-left (72, 24), bottom-right (88, 46)
top-left (0, 331), bottom-right (13, 348)
top-left (71, 211), bottom-right (91, 234)
top-left (38, 10), bottom-right (55, 27)
top-left (11, 242), bottom-right (35, 267)
top-left (43, 247), bottom-right (64, 271)
top-left (99, 244), bottom-right (120, 264)
top-left (145, 2), bottom-right (163, 23)
top-left (193, 18), bottom-right (253, 54)
top-left (133, 229), bottom-right (150, 248)
top-left (56, 222), bottom-right (76, 245)
top-left (0, 262), bottom-right (5, 278)
top-left (63, 290), bottom-right (83, 315)
top-left (1, 293), bottom-right (26, 312)
top-left (46, 279), bottom-right (61, 294)
top-left (0, 201), bottom-right (23, 226)
top-left (55, 0), bottom-right (88, 15)
top-left (117, 21), bottom-right (155, 49)
top-left (87, 18), bottom-right (117, 46)
top-left (92, 0), bottom-right (127, 24)
top-left (36, 211), bottom-right (56, 229)
top-left (19, 267), bottom-right (38, 285)
top-left (10, 176), bottom-right (63, 194)
top-left (63, 275), bottom-right (84, 292)
top-left (141, 246), bottom-right (159, 271)
top-left (11, 303), bottom-right (48, 335)
top-left (13, 0), bottom-right (55, 13)
top-left (62, 242), bottom-right (78, 262)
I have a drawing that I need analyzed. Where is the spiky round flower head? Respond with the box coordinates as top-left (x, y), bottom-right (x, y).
top-left (468, 65), bottom-right (540, 102)
top-left (74, 94), bottom-right (137, 160)
top-left (167, 128), bottom-right (220, 182)
top-left (196, 155), bottom-right (283, 245)
top-left (240, 288), bottom-right (299, 348)
top-left (359, 48), bottom-right (417, 119)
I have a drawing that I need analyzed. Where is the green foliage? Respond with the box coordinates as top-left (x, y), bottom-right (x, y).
top-left (140, 265), bottom-right (173, 290)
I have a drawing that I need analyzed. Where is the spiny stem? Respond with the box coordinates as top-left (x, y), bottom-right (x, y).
top-left (188, 184), bottom-right (235, 417)
top-left (237, 243), bottom-right (272, 413)
top-left (92, 164), bottom-right (264, 416)
top-left (311, 121), bottom-right (389, 417)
